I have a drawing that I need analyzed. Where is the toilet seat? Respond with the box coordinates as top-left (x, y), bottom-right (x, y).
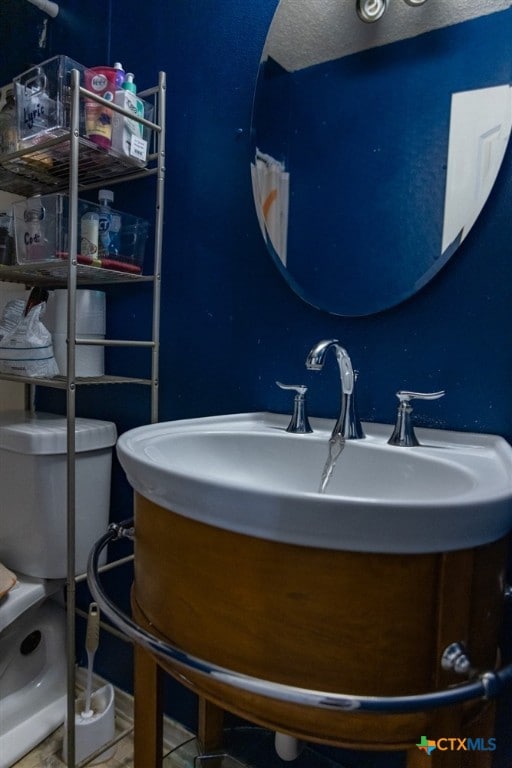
top-left (0, 573), bottom-right (63, 633)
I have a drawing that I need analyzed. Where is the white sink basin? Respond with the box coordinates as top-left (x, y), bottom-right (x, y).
top-left (117, 412), bottom-right (512, 554)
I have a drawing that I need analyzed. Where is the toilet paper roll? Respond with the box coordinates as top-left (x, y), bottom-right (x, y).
top-left (52, 332), bottom-right (105, 377)
top-left (45, 289), bottom-right (106, 335)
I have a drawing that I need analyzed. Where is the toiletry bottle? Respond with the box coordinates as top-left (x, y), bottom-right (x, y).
top-left (113, 62), bottom-right (125, 88)
top-left (80, 209), bottom-right (100, 261)
top-left (84, 66), bottom-right (118, 149)
top-left (98, 189), bottom-right (120, 257)
top-left (111, 73), bottom-right (146, 161)
top-left (121, 74), bottom-right (141, 119)
top-left (0, 88), bottom-right (17, 155)
top-left (109, 211), bottom-right (121, 256)
top-left (98, 189), bottom-right (113, 257)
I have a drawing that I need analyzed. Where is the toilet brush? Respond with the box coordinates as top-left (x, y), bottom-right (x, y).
top-left (82, 602), bottom-right (100, 718)
top-left (63, 599), bottom-right (116, 764)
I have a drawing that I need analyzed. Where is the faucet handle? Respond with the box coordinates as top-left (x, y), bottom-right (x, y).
top-left (276, 381), bottom-right (308, 396)
top-left (276, 381), bottom-right (313, 434)
top-left (388, 390), bottom-right (445, 447)
top-left (396, 390), bottom-right (445, 403)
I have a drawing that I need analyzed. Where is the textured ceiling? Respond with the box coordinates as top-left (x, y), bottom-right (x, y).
top-left (263, 0), bottom-right (512, 71)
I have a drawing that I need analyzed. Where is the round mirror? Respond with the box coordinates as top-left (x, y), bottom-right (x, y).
top-left (251, 1), bottom-right (512, 316)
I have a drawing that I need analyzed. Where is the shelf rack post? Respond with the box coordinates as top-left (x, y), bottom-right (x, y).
top-left (0, 63), bottom-right (166, 768)
top-left (150, 71), bottom-right (166, 424)
top-left (64, 65), bottom-right (81, 768)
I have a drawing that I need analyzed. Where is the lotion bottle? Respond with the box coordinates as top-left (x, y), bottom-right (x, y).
top-left (111, 73), bottom-right (146, 161)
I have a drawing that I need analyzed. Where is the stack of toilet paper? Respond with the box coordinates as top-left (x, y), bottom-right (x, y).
top-left (45, 289), bottom-right (106, 377)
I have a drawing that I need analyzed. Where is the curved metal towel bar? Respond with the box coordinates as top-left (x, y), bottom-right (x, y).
top-left (87, 520), bottom-right (512, 715)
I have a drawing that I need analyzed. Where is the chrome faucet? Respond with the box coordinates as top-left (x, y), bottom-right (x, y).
top-left (306, 339), bottom-right (364, 440)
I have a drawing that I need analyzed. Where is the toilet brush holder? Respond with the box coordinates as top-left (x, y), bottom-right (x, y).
top-left (63, 683), bottom-right (116, 765)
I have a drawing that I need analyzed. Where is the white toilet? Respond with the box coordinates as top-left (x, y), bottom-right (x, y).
top-left (0, 410), bottom-right (117, 768)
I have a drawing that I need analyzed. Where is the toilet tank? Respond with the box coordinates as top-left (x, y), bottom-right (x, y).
top-left (0, 411), bottom-right (117, 578)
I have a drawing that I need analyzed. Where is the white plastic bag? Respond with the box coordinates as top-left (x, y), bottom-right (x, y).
top-left (0, 297), bottom-right (59, 377)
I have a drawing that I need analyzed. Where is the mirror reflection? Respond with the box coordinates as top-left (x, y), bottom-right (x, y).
top-left (251, 1), bottom-right (512, 316)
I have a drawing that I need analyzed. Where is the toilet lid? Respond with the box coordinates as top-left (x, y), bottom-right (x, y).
top-left (0, 562), bottom-right (16, 598)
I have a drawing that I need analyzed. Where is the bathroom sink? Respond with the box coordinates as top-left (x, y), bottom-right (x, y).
top-left (116, 412), bottom-right (512, 553)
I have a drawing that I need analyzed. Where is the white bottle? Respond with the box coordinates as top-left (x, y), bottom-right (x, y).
top-left (80, 210), bottom-right (100, 261)
top-left (111, 73), bottom-right (147, 162)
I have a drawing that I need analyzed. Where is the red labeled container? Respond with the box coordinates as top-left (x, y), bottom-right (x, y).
top-left (84, 66), bottom-right (117, 149)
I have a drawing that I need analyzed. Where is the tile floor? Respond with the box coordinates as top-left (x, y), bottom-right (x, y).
top-left (11, 720), bottom-right (134, 767)
top-left (12, 726), bottom-right (346, 768)
top-left (13, 727), bottom-right (350, 768)
top-left (11, 674), bottom-right (346, 768)
top-left (10, 670), bottom-right (192, 768)
top-left (11, 720), bottom-right (349, 768)
top-left (11, 714), bottom-right (200, 768)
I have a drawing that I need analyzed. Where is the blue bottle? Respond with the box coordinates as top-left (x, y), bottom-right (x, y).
top-left (113, 62), bottom-right (125, 88)
top-left (98, 189), bottom-right (120, 257)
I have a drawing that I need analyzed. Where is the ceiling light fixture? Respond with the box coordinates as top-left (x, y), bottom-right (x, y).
top-left (356, 0), bottom-right (388, 22)
top-left (357, 0), bottom-right (429, 23)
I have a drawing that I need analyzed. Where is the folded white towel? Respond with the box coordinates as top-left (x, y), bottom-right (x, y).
top-left (251, 149), bottom-right (290, 266)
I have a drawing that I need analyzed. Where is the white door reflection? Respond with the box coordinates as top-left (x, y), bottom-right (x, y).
top-left (442, 85), bottom-right (512, 256)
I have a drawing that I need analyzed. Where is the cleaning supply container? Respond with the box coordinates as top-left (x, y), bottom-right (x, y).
top-left (63, 603), bottom-right (116, 765)
top-left (12, 194), bottom-right (149, 274)
top-left (63, 683), bottom-right (116, 765)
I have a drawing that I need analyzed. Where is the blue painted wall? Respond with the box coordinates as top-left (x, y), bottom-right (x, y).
top-left (2, 2), bottom-right (512, 766)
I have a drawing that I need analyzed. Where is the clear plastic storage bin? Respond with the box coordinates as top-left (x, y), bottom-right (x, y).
top-left (13, 194), bottom-right (149, 274)
top-left (14, 55), bottom-right (86, 146)
top-left (13, 55), bottom-right (154, 165)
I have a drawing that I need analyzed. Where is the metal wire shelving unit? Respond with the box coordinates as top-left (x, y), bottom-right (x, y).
top-left (0, 68), bottom-right (166, 767)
